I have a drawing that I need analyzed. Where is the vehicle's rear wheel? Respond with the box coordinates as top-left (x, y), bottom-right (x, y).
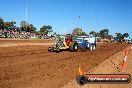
top-left (56, 48), bottom-right (59, 53)
top-left (90, 45), bottom-right (93, 50)
top-left (93, 44), bottom-right (96, 50)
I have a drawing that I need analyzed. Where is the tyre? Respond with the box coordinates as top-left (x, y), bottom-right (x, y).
top-left (56, 48), bottom-right (59, 53)
top-left (73, 42), bottom-right (78, 52)
top-left (76, 75), bottom-right (87, 85)
top-left (56, 46), bottom-right (60, 53)
top-left (89, 44), bottom-right (96, 50)
top-left (90, 45), bottom-right (93, 50)
top-left (69, 42), bottom-right (78, 52)
top-left (55, 43), bottom-right (60, 53)
top-left (48, 47), bottom-right (51, 52)
top-left (93, 44), bottom-right (96, 50)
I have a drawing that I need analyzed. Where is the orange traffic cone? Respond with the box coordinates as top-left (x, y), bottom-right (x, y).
top-left (124, 47), bottom-right (131, 55)
top-left (121, 57), bottom-right (127, 72)
top-left (79, 66), bottom-right (85, 75)
top-left (121, 47), bottom-right (129, 72)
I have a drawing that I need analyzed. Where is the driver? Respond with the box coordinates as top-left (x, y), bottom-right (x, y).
top-left (65, 36), bottom-right (71, 46)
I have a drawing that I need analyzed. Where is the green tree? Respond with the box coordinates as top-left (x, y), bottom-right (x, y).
top-left (4, 21), bottom-right (16, 30)
top-left (100, 29), bottom-right (109, 39)
top-left (72, 28), bottom-right (87, 37)
top-left (28, 24), bottom-right (37, 33)
top-left (10, 21), bottom-right (16, 29)
top-left (115, 33), bottom-right (122, 39)
top-left (47, 26), bottom-right (53, 35)
top-left (122, 33), bottom-right (129, 38)
top-left (95, 32), bottom-right (100, 37)
top-left (11, 21), bottom-right (16, 25)
top-left (107, 35), bottom-right (113, 39)
top-left (81, 32), bottom-right (87, 36)
top-left (0, 18), bottom-right (4, 29)
top-left (40, 25), bottom-right (53, 35)
top-left (20, 21), bottom-right (36, 33)
top-left (72, 28), bottom-right (83, 37)
top-left (89, 31), bottom-right (96, 35)
top-left (20, 21), bottom-right (29, 31)
top-left (53, 32), bottom-right (57, 36)
top-left (35, 31), bottom-right (40, 35)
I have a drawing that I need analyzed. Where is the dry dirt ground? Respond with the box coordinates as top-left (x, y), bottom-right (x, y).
top-left (63, 45), bottom-right (132, 88)
top-left (0, 39), bottom-right (129, 88)
top-left (0, 39), bottom-right (55, 47)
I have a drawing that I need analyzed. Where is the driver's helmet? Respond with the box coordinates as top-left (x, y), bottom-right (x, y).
top-left (66, 36), bottom-right (70, 39)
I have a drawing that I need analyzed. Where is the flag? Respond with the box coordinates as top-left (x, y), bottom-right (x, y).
top-left (78, 16), bottom-right (80, 19)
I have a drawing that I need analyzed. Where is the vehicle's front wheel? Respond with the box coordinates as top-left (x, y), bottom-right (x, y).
top-left (48, 47), bottom-right (51, 52)
top-left (56, 47), bottom-right (60, 53)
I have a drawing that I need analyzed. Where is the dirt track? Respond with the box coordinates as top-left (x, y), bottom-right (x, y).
top-left (0, 40), bottom-right (129, 88)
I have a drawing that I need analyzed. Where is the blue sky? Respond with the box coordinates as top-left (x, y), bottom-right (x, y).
top-left (0, 0), bottom-right (132, 36)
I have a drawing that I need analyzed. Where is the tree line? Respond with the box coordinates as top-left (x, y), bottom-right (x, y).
top-left (0, 18), bottom-right (53, 36)
top-left (0, 17), bottom-right (129, 39)
top-left (72, 28), bottom-right (129, 39)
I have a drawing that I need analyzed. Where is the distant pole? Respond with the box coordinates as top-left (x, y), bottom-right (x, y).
top-left (26, 0), bottom-right (28, 30)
